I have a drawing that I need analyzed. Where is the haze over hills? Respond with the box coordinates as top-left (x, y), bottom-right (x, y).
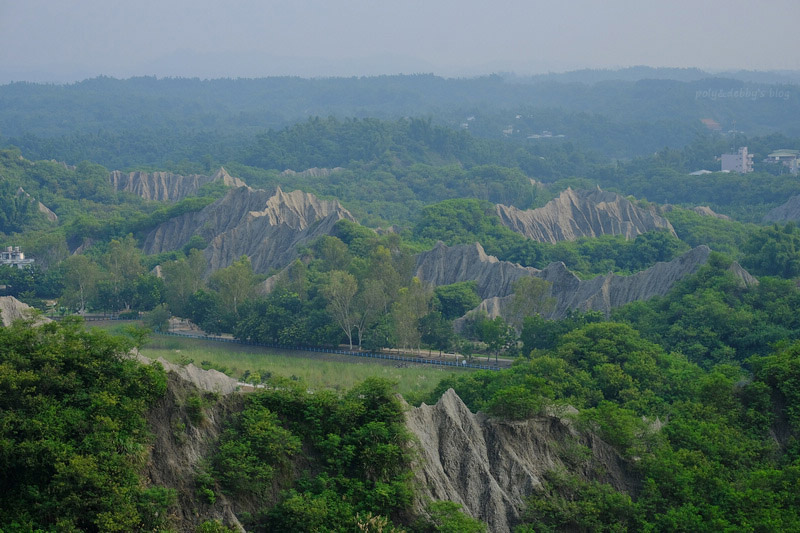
top-left (2, 71), bottom-right (799, 170)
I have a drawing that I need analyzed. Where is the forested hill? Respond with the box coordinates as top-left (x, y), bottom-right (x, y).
top-left (2, 73), bottom-right (799, 167)
top-left (5, 71), bottom-right (800, 532)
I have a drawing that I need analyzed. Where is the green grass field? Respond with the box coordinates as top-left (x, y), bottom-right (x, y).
top-left (136, 333), bottom-right (463, 403)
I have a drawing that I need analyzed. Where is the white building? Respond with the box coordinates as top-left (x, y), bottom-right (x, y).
top-left (721, 147), bottom-right (754, 173)
top-left (0, 247), bottom-right (34, 269)
top-left (764, 149), bottom-right (800, 175)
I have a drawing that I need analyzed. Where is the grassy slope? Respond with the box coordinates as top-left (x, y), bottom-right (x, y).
top-left (138, 333), bottom-right (461, 402)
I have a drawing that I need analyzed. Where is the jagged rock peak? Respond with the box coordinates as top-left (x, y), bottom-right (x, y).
top-left (253, 185), bottom-right (349, 229)
top-left (109, 167), bottom-right (246, 202)
top-left (211, 166), bottom-right (247, 188)
top-left (414, 242), bottom-right (538, 299)
top-left (143, 185), bottom-right (356, 275)
top-left (764, 195), bottom-right (800, 223)
top-left (406, 389), bottom-right (637, 532)
top-left (496, 187), bottom-right (676, 243)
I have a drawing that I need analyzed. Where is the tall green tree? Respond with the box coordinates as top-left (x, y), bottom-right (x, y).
top-left (353, 279), bottom-right (388, 349)
top-left (507, 276), bottom-right (555, 331)
top-left (392, 278), bottom-right (432, 351)
top-left (208, 256), bottom-right (256, 318)
top-left (433, 281), bottom-right (481, 321)
top-left (162, 249), bottom-right (206, 317)
top-left (323, 270), bottom-right (359, 349)
top-left (60, 255), bottom-right (102, 313)
top-left (102, 234), bottom-right (144, 311)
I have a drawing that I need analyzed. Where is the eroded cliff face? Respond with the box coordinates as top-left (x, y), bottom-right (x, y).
top-left (406, 389), bottom-right (638, 533)
top-left (663, 204), bottom-right (732, 220)
top-left (496, 188), bottom-right (675, 243)
top-left (142, 185), bottom-right (356, 274)
top-left (143, 360), bottom-right (639, 533)
top-left (0, 296), bottom-right (51, 326)
top-left (16, 187), bottom-right (58, 222)
top-left (142, 362), bottom-right (246, 533)
top-left (764, 195), bottom-right (800, 222)
top-left (417, 243), bottom-right (757, 323)
top-left (109, 167), bottom-right (246, 202)
top-left (414, 241), bottom-right (538, 300)
top-left (279, 167), bottom-right (344, 179)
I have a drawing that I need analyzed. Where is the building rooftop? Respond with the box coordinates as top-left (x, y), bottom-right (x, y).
top-left (768, 149), bottom-right (800, 158)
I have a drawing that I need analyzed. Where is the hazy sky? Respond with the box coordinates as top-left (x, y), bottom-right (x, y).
top-left (2, 0), bottom-right (799, 82)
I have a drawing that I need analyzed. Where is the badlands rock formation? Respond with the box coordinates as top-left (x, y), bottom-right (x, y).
top-left (414, 241), bottom-right (538, 300)
top-left (496, 188), bottom-right (675, 243)
top-left (16, 187), bottom-right (57, 222)
top-left (109, 167), bottom-right (245, 202)
top-left (280, 167), bottom-right (344, 178)
top-left (143, 366), bottom-right (246, 532)
top-left (0, 296), bottom-right (51, 326)
top-left (406, 389), bottom-right (637, 532)
top-left (662, 204), bottom-right (731, 220)
top-left (143, 185), bottom-right (356, 274)
top-left (689, 205), bottom-right (731, 220)
top-left (764, 195), bottom-right (800, 222)
top-left (140, 351), bottom-right (638, 532)
top-left (416, 242), bottom-right (757, 322)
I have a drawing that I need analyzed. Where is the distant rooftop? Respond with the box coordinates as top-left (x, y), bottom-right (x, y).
top-left (768, 149), bottom-right (800, 157)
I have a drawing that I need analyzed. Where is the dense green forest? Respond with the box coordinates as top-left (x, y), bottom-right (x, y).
top-left (2, 74), bottom-right (799, 167)
top-left (4, 72), bottom-right (800, 531)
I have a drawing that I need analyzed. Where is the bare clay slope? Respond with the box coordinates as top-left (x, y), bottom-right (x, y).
top-left (416, 243), bottom-right (757, 321)
top-left (414, 241), bottom-right (538, 300)
top-left (764, 194), bottom-right (800, 222)
top-left (142, 360), bottom-right (637, 533)
top-left (406, 389), bottom-right (638, 533)
top-left (0, 296), bottom-right (51, 326)
top-left (142, 185), bottom-right (356, 274)
top-left (136, 353), bottom-right (250, 532)
top-left (110, 167), bottom-right (245, 202)
top-left (496, 187), bottom-right (675, 243)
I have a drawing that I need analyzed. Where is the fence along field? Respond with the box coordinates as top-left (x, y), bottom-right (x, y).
top-left (138, 332), bottom-right (475, 401)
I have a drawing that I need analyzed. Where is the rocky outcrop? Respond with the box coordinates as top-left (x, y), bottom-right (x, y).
top-left (690, 205), bottom-right (731, 220)
top-left (0, 296), bottom-right (51, 326)
top-left (16, 187), bottom-right (57, 222)
top-left (110, 167), bottom-right (246, 202)
top-left (406, 389), bottom-right (637, 532)
top-left (142, 185), bottom-right (356, 274)
top-left (764, 195), bottom-right (800, 222)
top-left (143, 366), bottom-right (246, 532)
top-left (416, 243), bottom-right (757, 323)
top-left (280, 167), bottom-right (344, 179)
top-left (414, 241), bottom-right (537, 300)
top-left (663, 204), bottom-right (731, 220)
top-left (496, 188), bottom-right (675, 243)
top-left (139, 357), bottom-right (637, 532)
